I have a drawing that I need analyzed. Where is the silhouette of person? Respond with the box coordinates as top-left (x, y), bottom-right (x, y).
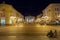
top-left (54, 30), bottom-right (57, 38)
top-left (47, 30), bottom-right (54, 38)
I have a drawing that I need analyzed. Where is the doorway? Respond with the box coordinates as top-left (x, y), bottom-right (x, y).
top-left (1, 18), bottom-right (5, 25)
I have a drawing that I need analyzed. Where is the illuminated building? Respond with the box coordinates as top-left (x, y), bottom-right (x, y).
top-left (0, 2), bottom-right (24, 25)
top-left (35, 14), bottom-right (43, 23)
top-left (42, 3), bottom-right (60, 24)
top-left (25, 16), bottom-right (35, 23)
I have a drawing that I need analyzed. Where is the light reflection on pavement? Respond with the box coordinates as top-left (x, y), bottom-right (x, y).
top-left (0, 36), bottom-right (58, 40)
top-left (0, 23), bottom-right (60, 40)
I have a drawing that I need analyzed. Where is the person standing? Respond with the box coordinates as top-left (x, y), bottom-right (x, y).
top-left (47, 30), bottom-right (54, 38)
top-left (54, 30), bottom-right (57, 38)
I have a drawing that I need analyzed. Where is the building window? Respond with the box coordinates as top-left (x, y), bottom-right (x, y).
top-left (9, 19), bottom-right (12, 24)
top-left (1, 14), bottom-right (5, 17)
top-left (55, 8), bottom-right (60, 11)
top-left (48, 9), bottom-right (51, 11)
top-left (2, 8), bottom-right (5, 11)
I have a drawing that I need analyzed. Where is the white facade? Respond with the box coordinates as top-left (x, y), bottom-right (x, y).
top-left (25, 16), bottom-right (35, 23)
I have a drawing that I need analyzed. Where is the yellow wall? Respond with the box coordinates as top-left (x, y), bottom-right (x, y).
top-left (0, 4), bottom-right (24, 25)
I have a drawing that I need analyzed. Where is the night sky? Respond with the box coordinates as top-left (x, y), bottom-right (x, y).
top-left (0, 0), bottom-right (60, 16)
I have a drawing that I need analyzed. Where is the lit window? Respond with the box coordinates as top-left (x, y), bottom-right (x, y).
top-left (9, 19), bottom-right (12, 24)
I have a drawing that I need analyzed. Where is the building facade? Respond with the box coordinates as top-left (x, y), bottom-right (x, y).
top-left (25, 16), bottom-right (35, 23)
top-left (0, 2), bottom-right (24, 25)
top-left (42, 3), bottom-right (60, 24)
top-left (35, 14), bottom-right (43, 23)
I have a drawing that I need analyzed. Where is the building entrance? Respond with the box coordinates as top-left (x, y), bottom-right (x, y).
top-left (9, 19), bottom-right (12, 24)
top-left (1, 18), bottom-right (5, 25)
